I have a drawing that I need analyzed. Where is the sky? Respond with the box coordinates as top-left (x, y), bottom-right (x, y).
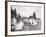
top-left (12, 5), bottom-right (41, 18)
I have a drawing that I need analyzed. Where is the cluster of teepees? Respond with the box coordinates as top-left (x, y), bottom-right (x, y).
top-left (11, 7), bottom-right (38, 31)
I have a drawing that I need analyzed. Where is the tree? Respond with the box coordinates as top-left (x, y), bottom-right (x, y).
top-left (33, 12), bottom-right (36, 19)
top-left (13, 8), bottom-right (17, 17)
top-left (11, 6), bottom-right (14, 18)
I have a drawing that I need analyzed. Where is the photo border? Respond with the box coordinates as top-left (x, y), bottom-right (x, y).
top-left (5, 1), bottom-right (45, 36)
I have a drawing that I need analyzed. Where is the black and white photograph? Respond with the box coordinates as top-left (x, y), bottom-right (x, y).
top-left (7, 1), bottom-right (45, 35)
top-left (11, 5), bottom-right (41, 31)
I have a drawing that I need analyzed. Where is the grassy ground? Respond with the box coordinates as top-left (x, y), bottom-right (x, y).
top-left (11, 19), bottom-right (41, 31)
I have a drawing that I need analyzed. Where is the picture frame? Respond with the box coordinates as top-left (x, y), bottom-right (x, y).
top-left (5, 1), bottom-right (45, 36)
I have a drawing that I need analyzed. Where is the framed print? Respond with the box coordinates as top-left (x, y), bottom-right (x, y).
top-left (5, 1), bottom-right (45, 36)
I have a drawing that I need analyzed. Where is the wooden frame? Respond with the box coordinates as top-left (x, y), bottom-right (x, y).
top-left (5, 1), bottom-right (45, 36)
